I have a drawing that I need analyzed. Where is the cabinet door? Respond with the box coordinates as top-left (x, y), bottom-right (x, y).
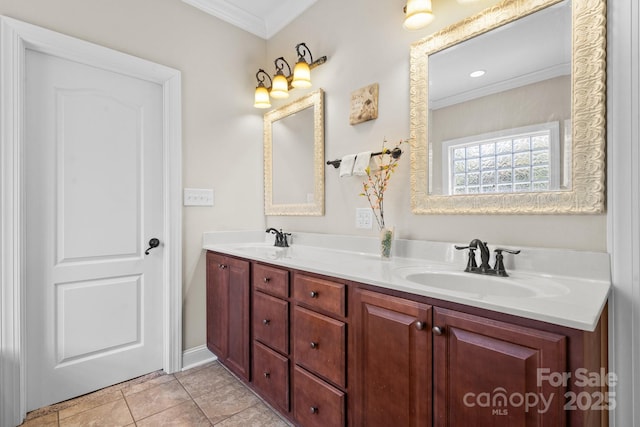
top-left (205, 252), bottom-right (250, 381)
top-left (433, 307), bottom-right (567, 426)
top-left (206, 252), bottom-right (227, 358)
top-left (351, 289), bottom-right (432, 427)
top-left (224, 256), bottom-right (251, 380)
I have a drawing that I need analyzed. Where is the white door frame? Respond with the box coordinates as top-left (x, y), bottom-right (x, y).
top-left (0, 16), bottom-right (183, 426)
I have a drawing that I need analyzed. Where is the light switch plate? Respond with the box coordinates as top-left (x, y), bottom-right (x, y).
top-left (184, 188), bottom-right (214, 206)
top-left (356, 208), bottom-right (374, 229)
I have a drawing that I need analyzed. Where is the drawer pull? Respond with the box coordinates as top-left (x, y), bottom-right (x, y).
top-left (218, 264), bottom-right (227, 270)
top-left (310, 341), bottom-right (319, 349)
top-left (310, 291), bottom-right (319, 298)
top-left (262, 319), bottom-right (270, 325)
top-left (263, 371), bottom-right (270, 379)
top-left (263, 277), bottom-right (271, 283)
top-left (310, 406), bottom-right (319, 415)
top-left (415, 321), bottom-right (426, 331)
top-left (432, 326), bottom-right (444, 335)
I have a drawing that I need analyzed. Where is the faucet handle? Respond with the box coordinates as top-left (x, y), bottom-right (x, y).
top-left (493, 248), bottom-right (520, 276)
top-left (455, 244), bottom-right (477, 272)
top-left (494, 248), bottom-right (521, 255)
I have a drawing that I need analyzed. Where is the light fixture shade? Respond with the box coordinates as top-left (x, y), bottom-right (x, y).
top-left (403, 0), bottom-right (434, 30)
top-left (270, 73), bottom-right (290, 99)
top-left (292, 60), bottom-right (312, 88)
top-left (254, 85), bottom-right (271, 108)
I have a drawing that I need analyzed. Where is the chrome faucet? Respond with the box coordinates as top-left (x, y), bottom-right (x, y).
top-left (266, 228), bottom-right (290, 247)
top-left (455, 239), bottom-right (520, 277)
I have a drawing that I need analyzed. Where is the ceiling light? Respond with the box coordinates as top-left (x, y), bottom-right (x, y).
top-left (403, 0), bottom-right (435, 31)
top-left (470, 70), bottom-right (486, 78)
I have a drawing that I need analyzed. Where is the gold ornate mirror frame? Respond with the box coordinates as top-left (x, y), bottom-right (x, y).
top-left (264, 89), bottom-right (325, 215)
top-left (409, 0), bottom-right (606, 214)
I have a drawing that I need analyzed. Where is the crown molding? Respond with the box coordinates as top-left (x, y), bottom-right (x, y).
top-left (182, 0), bottom-right (317, 39)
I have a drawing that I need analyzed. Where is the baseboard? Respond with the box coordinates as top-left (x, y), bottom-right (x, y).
top-left (182, 345), bottom-right (217, 371)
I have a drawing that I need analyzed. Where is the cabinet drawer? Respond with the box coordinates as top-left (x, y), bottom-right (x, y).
top-left (253, 341), bottom-right (289, 414)
top-left (253, 291), bottom-right (289, 354)
top-left (293, 306), bottom-right (346, 388)
top-left (253, 263), bottom-right (289, 298)
top-left (294, 274), bottom-right (346, 317)
top-left (293, 366), bottom-right (345, 427)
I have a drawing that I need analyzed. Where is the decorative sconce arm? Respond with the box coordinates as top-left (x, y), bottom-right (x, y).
top-left (296, 42), bottom-right (314, 64)
top-left (255, 69), bottom-right (272, 88)
top-left (274, 57), bottom-right (292, 77)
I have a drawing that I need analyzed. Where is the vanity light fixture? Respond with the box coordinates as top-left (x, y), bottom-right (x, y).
top-left (403, 0), bottom-right (435, 30)
top-left (254, 69), bottom-right (272, 109)
top-left (253, 43), bottom-right (327, 108)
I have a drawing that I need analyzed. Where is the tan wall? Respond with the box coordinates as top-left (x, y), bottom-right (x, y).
top-left (0, 0), bottom-right (266, 350)
top-left (264, 0), bottom-right (606, 251)
top-left (1, 0), bottom-right (608, 354)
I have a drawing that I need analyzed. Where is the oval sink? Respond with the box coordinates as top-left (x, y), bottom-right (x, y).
top-left (234, 244), bottom-right (287, 259)
top-left (405, 272), bottom-right (536, 297)
top-left (395, 268), bottom-right (569, 299)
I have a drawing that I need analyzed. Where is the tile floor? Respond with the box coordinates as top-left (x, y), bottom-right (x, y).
top-left (19, 361), bottom-right (292, 427)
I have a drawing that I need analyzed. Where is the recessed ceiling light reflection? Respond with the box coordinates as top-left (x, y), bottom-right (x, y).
top-left (469, 70), bottom-right (486, 78)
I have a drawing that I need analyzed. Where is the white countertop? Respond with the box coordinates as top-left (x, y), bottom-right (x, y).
top-left (202, 231), bottom-right (611, 332)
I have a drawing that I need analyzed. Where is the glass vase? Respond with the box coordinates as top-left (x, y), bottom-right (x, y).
top-left (379, 226), bottom-right (394, 259)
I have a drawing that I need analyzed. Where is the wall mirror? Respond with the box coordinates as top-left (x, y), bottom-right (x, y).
top-left (264, 89), bottom-right (325, 215)
top-left (409, 0), bottom-right (606, 214)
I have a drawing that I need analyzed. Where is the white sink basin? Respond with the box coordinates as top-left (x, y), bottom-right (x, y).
top-left (233, 244), bottom-right (288, 259)
top-left (394, 267), bottom-right (570, 299)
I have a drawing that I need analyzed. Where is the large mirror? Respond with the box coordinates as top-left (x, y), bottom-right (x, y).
top-left (409, 0), bottom-right (606, 214)
top-left (264, 89), bottom-right (324, 215)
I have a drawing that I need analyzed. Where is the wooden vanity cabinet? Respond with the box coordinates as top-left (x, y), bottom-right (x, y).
top-left (350, 288), bottom-right (433, 427)
top-left (205, 252), bottom-right (607, 427)
top-left (205, 252), bottom-right (250, 380)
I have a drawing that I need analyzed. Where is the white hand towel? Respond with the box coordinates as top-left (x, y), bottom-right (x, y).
top-left (353, 151), bottom-right (372, 176)
top-left (339, 154), bottom-right (356, 177)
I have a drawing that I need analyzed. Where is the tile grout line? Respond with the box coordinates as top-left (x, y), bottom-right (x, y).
top-left (120, 388), bottom-right (137, 426)
top-left (173, 376), bottom-right (214, 426)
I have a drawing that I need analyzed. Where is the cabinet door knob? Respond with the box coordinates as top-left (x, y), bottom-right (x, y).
top-left (310, 341), bottom-right (318, 349)
top-left (310, 291), bottom-right (318, 298)
top-left (218, 264), bottom-right (227, 270)
top-left (263, 371), bottom-right (270, 379)
top-left (262, 319), bottom-right (270, 325)
top-left (432, 326), bottom-right (444, 335)
top-left (263, 277), bottom-right (271, 283)
top-left (310, 406), bottom-right (319, 415)
top-left (415, 321), bottom-right (426, 330)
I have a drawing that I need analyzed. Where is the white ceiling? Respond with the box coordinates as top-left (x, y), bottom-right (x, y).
top-left (182, 0), bottom-right (317, 39)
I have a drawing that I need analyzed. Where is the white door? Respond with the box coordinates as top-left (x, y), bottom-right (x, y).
top-left (25, 49), bottom-right (164, 410)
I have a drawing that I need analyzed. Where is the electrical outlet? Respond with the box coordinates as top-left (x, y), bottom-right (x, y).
top-left (356, 208), bottom-right (373, 229)
top-left (184, 188), bottom-right (214, 206)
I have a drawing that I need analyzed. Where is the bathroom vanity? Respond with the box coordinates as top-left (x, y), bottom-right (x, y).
top-left (203, 231), bottom-right (610, 427)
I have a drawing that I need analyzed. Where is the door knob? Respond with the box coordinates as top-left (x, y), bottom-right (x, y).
top-left (145, 238), bottom-right (160, 255)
